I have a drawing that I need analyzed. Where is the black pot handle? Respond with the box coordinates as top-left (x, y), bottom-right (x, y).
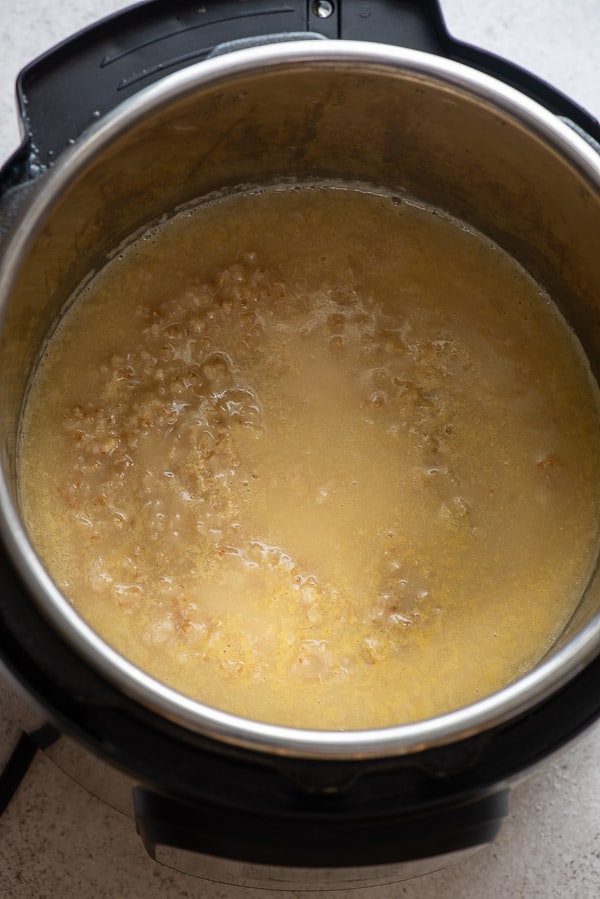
top-left (7, 0), bottom-right (599, 186)
top-left (133, 783), bottom-right (510, 872)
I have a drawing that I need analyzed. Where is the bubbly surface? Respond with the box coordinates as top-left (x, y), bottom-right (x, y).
top-left (19, 186), bottom-right (600, 729)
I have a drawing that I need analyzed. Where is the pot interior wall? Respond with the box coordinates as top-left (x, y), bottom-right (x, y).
top-left (2, 52), bottom-right (600, 657)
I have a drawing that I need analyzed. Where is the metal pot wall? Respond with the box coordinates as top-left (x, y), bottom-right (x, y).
top-left (1, 19), bottom-right (600, 889)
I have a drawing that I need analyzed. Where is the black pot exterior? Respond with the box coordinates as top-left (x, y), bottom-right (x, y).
top-left (1, 11), bottom-right (600, 880)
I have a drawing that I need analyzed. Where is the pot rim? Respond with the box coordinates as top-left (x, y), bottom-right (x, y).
top-left (2, 39), bottom-right (600, 760)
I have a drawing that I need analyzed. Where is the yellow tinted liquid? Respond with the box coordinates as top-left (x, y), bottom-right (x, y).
top-left (19, 186), bottom-right (600, 729)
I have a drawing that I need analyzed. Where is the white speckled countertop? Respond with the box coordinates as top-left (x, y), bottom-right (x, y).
top-left (1, 2), bottom-right (599, 896)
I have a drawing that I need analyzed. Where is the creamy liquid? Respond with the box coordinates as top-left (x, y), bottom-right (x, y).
top-left (19, 186), bottom-right (600, 729)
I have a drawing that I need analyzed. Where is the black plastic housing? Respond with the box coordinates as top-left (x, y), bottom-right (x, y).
top-left (1, 0), bottom-right (600, 873)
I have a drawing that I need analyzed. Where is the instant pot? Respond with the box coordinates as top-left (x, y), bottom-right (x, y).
top-left (1, 0), bottom-right (600, 890)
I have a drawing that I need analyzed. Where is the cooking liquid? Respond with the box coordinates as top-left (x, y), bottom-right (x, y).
top-left (19, 186), bottom-right (600, 729)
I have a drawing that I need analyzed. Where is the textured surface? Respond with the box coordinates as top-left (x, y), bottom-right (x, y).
top-left (1, 1), bottom-right (600, 897)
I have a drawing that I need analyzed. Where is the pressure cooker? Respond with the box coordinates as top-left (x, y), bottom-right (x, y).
top-left (1, 0), bottom-right (599, 890)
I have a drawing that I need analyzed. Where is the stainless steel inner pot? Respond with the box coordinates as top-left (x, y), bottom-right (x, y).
top-left (1, 40), bottom-right (600, 760)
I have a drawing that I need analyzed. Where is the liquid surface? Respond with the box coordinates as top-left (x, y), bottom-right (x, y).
top-left (19, 186), bottom-right (600, 729)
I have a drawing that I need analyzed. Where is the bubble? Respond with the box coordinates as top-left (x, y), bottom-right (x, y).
top-left (201, 353), bottom-right (231, 390)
